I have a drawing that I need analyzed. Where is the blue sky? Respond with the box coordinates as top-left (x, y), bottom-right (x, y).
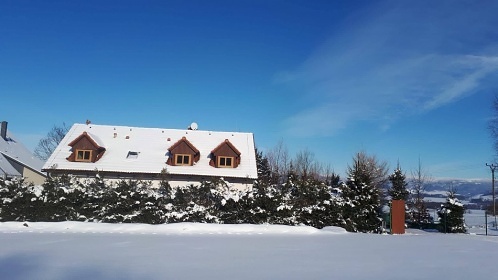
top-left (2, 0), bottom-right (498, 180)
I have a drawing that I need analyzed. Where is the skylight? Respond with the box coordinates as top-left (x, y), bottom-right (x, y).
top-left (126, 151), bottom-right (139, 159)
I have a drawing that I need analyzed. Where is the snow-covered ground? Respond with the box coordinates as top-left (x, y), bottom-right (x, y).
top-left (1, 222), bottom-right (497, 280)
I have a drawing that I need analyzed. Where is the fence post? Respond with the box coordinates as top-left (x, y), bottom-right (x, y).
top-left (485, 212), bottom-right (488, 236)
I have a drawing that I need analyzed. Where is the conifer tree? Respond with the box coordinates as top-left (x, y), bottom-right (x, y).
top-left (272, 168), bottom-right (298, 225)
top-left (0, 177), bottom-right (34, 221)
top-left (388, 165), bottom-right (409, 201)
top-left (37, 175), bottom-right (76, 221)
top-left (255, 149), bottom-right (272, 186)
top-left (166, 181), bottom-right (219, 223)
top-left (245, 149), bottom-right (276, 224)
top-left (214, 180), bottom-right (254, 224)
top-left (249, 180), bottom-right (281, 224)
top-left (340, 153), bottom-right (383, 233)
top-left (158, 168), bottom-right (173, 197)
top-left (74, 173), bottom-right (108, 221)
top-left (292, 176), bottom-right (343, 229)
top-left (437, 190), bottom-right (466, 233)
top-left (100, 180), bottom-right (140, 223)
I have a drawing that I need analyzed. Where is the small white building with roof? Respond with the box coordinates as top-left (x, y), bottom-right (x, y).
top-left (42, 123), bottom-right (258, 189)
top-left (0, 121), bottom-right (46, 185)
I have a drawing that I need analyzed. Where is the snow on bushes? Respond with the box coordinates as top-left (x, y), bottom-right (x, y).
top-left (0, 173), bottom-right (375, 232)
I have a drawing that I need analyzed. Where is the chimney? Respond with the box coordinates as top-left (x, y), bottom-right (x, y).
top-left (0, 121), bottom-right (7, 140)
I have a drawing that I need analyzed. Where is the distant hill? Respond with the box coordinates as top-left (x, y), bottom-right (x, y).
top-left (410, 179), bottom-right (493, 210)
top-left (423, 179), bottom-right (491, 197)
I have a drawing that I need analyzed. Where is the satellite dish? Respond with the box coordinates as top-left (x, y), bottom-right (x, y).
top-left (189, 122), bottom-right (198, 130)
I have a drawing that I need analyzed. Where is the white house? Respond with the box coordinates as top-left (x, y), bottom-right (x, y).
top-left (42, 123), bottom-right (258, 189)
top-left (0, 121), bottom-right (46, 185)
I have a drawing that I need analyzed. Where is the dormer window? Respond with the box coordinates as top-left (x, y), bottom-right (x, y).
top-left (217, 156), bottom-right (234, 168)
top-left (66, 132), bottom-right (106, 163)
top-left (210, 139), bottom-right (241, 169)
top-left (167, 137), bottom-right (200, 166)
top-left (175, 154), bottom-right (191, 166)
top-left (76, 150), bottom-right (92, 162)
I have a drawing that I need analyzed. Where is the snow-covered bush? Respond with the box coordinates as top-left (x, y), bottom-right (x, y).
top-left (1, 175), bottom-right (79, 222)
top-left (0, 177), bottom-right (35, 221)
top-left (292, 178), bottom-right (343, 229)
top-left (165, 181), bottom-right (219, 223)
top-left (0, 172), bottom-right (349, 231)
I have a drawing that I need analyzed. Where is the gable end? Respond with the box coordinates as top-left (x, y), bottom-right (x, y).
top-left (66, 132), bottom-right (106, 163)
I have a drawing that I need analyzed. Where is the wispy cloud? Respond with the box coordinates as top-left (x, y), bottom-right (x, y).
top-left (423, 55), bottom-right (498, 110)
top-left (278, 1), bottom-right (498, 137)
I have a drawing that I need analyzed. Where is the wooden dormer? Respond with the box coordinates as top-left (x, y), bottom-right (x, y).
top-left (166, 136), bottom-right (200, 166)
top-left (210, 139), bottom-right (241, 168)
top-left (66, 132), bottom-right (106, 163)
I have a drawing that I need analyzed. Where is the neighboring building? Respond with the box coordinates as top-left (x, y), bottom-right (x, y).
top-left (43, 123), bottom-right (258, 189)
top-left (0, 121), bottom-right (46, 185)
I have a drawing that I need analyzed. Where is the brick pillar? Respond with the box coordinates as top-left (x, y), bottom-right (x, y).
top-left (391, 200), bottom-right (405, 234)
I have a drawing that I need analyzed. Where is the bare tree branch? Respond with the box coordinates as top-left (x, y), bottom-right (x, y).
top-left (347, 151), bottom-right (389, 190)
top-left (34, 123), bottom-right (69, 161)
top-left (266, 139), bottom-right (290, 184)
top-left (294, 148), bottom-right (315, 180)
top-left (410, 157), bottom-right (432, 224)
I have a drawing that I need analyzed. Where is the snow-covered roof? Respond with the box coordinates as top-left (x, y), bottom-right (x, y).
top-left (43, 123), bottom-right (258, 179)
top-left (0, 153), bottom-right (21, 177)
top-left (0, 130), bottom-right (45, 177)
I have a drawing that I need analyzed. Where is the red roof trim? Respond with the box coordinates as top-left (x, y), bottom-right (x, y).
top-left (168, 136), bottom-right (200, 154)
top-left (211, 139), bottom-right (241, 156)
top-left (68, 132), bottom-right (102, 149)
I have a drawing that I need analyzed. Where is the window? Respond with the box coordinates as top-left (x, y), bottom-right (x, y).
top-left (217, 156), bottom-right (234, 168)
top-left (175, 154), bottom-right (191, 166)
top-left (75, 150), bottom-right (92, 162)
top-left (127, 151), bottom-right (139, 159)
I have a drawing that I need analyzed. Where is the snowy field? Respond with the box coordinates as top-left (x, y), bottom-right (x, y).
top-left (1, 222), bottom-right (498, 280)
top-left (463, 209), bottom-right (498, 234)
